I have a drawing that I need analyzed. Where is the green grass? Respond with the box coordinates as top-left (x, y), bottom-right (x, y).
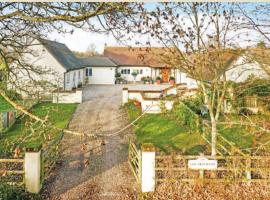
top-left (125, 101), bottom-right (270, 155)
top-left (0, 103), bottom-right (77, 156)
top-left (125, 102), bottom-right (205, 154)
top-left (0, 96), bottom-right (13, 112)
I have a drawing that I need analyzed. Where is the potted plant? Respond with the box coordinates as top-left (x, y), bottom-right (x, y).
top-left (169, 76), bottom-right (175, 85)
top-left (131, 71), bottom-right (138, 83)
top-left (156, 76), bottom-right (161, 84)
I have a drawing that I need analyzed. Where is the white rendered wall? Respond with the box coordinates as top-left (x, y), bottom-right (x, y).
top-left (86, 67), bottom-right (116, 84)
top-left (225, 55), bottom-right (269, 83)
top-left (9, 39), bottom-right (66, 94)
top-left (117, 66), bottom-right (152, 82)
top-left (141, 100), bottom-right (173, 113)
top-left (65, 69), bottom-right (84, 90)
top-left (52, 90), bottom-right (82, 103)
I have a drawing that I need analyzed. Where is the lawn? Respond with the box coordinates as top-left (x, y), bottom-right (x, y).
top-left (0, 102), bottom-right (77, 156)
top-left (0, 96), bottom-right (13, 112)
top-left (125, 102), bottom-right (205, 154)
top-left (125, 101), bottom-right (270, 155)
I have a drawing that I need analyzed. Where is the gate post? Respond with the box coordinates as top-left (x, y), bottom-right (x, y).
top-left (122, 88), bottom-right (129, 105)
top-left (25, 149), bottom-right (41, 193)
top-left (141, 143), bottom-right (155, 193)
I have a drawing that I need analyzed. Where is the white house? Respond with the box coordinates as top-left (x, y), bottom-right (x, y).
top-left (104, 46), bottom-right (198, 88)
top-left (79, 57), bottom-right (117, 84)
top-left (225, 53), bottom-right (270, 82)
top-left (9, 38), bottom-right (84, 96)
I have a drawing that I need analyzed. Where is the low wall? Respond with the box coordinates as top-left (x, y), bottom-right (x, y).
top-left (52, 89), bottom-right (82, 104)
top-left (123, 87), bottom-right (175, 114)
top-left (141, 100), bottom-right (173, 114)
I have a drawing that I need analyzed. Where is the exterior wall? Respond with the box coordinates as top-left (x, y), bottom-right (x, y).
top-left (52, 89), bottom-right (82, 103)
top-left (9, 39), bottom-right (66, 94)
top-left (85, 67), bottom-right (116, 85)
top-left (141, 100), bottom-right (173, 113)
top-left (64, 69), bottom-right (84, 90)
top-left (226, 55), bottom-right (269, 82)
top-left (117, 66), bottom-right (152, 82)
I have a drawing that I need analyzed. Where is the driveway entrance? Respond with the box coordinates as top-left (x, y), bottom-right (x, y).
top-left (44, 85), bottom-right (136, 200)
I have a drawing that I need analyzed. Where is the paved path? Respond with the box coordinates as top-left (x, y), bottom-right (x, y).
top-left (44, 85), bottom-right (137, 200)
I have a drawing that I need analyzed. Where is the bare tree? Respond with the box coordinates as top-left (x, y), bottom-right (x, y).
top-left (0, 2), bottom-right (140, 120)
top-left (140, 2), bottom-right (247, 155)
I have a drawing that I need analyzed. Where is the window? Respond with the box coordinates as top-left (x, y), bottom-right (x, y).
top-left (85, 68), bottom-right (92, 76)
top-left (140, 69), bottom-right (143, 74)
top-left (66, 73), bottom-right (70, 83)
top-left (88, 68), bottom-right (92, 76)
top-left (78, 71), bottom-right (81, 79)
top-left (127, 69), bottom-right (130, 74)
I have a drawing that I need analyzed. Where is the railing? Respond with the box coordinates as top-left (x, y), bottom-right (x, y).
top-left (128, 141), bottom-right (142, 184)
top-left (0, 158), bottom-right (25, 186)
top-left (155, 155), bottom-right (270, 184)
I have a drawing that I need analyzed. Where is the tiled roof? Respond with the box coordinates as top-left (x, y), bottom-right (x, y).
top-left (38, 38), bottom-right (82, 71)
top-left (79, 56), bottom-right (117, 67)
top-left (103, 47), bottom-right (174, 68)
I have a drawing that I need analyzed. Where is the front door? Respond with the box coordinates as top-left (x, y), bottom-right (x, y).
top-left (161, 68), bottom-right (169, 83)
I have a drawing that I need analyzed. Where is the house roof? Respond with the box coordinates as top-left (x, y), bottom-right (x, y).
top-left (79, 56), bottom-right (117, 67)
top-left (38, 38), bottom-right (82, 71)
top-left (103, 47), bottom-right (174, 68)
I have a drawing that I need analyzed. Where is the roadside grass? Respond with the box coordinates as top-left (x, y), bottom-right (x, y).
top-left (0, 96), bottom-right (13, 112)
top-left (125, 102), bottom-right (205, 154)
top-left (0, 102), bottom-right (77, 156)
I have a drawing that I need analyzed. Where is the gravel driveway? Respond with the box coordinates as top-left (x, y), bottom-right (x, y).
top-left (43, 85), bottom-right (137, 200)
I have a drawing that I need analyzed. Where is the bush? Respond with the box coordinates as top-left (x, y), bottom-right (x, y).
top-left (0, 183), bottom-right (41, 200)
top-left (172, 101), bottom-right (201, 132)
top-left (5, 90), bottom-right (22, 100)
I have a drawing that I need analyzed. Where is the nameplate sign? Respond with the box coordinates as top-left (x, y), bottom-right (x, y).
top-left (188, 158), bottom-right (217, 170)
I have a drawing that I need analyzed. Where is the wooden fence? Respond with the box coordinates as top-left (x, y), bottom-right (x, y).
top-left (155, 155), bottom-right (270, 184)
top-left (0, 158), bottom-right (24, 186)
top-left (128, 141), bottom-right (142, 184)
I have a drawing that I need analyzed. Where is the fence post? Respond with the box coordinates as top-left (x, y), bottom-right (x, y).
top-left (141, 143), bottom-right (155, 193)
top-left (122, 88), bottom-right (129, 105)
top-left (246, 157), bottom-right (251, 185)
top-left (25, 149), bottom-right (41, 194)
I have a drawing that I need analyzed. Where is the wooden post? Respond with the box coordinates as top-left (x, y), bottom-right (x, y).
top-left (25, 149), bottom-right (41, 194)
top-left (246, 157), bottom-right (251, 185)
top-left (141, 143), bottom-right (155, 193)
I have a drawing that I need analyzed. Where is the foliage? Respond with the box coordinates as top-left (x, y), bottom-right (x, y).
top-left (169, 76), bottom-right (175, 81)
top-left (124, 101), bottom-right (205, 154)
top-left (172, 101), bottom-right (201, 133)
top-left (181, 95), bottom-right (205, 115)
top-left (0, 182), bottom-right (41, 200)
top-left (115, 72), bottom-right (121, 78)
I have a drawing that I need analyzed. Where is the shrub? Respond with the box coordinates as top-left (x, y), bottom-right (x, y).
top-left (172, 101), bottom-right (201, 132)
top-left (156, 76), bottom-right (161, 81)
top-left (169, 76), bottom-right (175, 81)
top-left (0, 182), bottom-right (41, 200)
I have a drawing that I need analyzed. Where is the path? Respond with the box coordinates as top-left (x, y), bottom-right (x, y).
top-left (43, 85), bottom-right (137, 200)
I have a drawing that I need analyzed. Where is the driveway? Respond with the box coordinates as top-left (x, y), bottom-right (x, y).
top-left (44, 85), bottom-right (137, 200)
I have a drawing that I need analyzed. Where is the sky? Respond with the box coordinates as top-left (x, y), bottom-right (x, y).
top-left (47, 2), bottom-right (265, 54)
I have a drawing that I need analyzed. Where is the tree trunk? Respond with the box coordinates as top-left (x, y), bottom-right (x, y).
top-left (211, 119), bottom-right (217, 156)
